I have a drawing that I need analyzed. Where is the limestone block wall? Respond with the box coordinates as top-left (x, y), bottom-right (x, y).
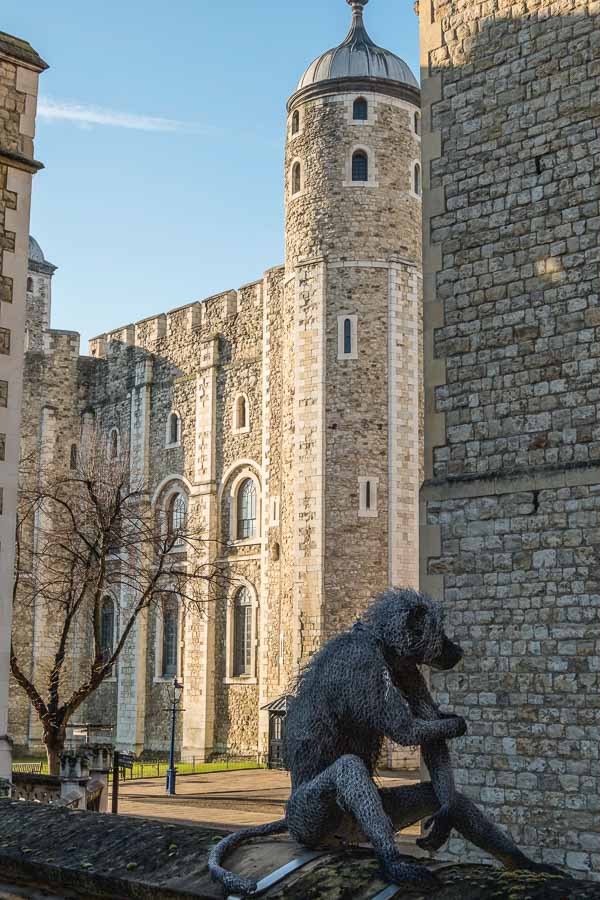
top-left (419, 0), bottom-right (600, 877)
top-left (285, 84), bottom-right (423, 653)
top-left (0, 33), bottom-right (46, 779)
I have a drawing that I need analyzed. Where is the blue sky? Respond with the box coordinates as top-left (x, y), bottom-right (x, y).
top-left (4, 0), bottom-right (420, 347)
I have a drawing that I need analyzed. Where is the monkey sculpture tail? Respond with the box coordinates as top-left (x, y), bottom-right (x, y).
top-left (208, 818), bottom-right (288, 896)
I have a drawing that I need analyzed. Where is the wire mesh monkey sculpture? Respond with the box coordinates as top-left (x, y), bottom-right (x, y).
top-left (209, 589), bottom-right (558, 895)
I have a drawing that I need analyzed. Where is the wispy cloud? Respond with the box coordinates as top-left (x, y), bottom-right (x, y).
top-left (38, 97), bottom-right (193, 133)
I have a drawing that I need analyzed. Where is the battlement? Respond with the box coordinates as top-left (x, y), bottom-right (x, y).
top-left (87, 282), bottom-right (249, 360)
top-left (43, 329), bottom-right (81, 357)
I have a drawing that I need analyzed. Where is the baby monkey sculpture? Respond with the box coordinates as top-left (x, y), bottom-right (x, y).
top-left (209, 589), bottom-right (556, 895)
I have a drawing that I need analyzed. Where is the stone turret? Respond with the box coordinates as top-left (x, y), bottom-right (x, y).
top-left (26, 236), bottom-right (57, 352)
top-left (282, 0), bottom-right (423, 669)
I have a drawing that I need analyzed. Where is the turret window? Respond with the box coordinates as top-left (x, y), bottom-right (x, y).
top-left (414, 111), bottom-right (421, 136)
top-left (353, 98), bottom-right (368, 121)
top-left (413, 161), bottom-right (422, 197)
top-left (352, 151), bottom-right (368, 182)
top-left (338, 315), bottom-right (358, 360)
top-left (291, 110), bottom-right (300, 135)
top-left (292, 161), bottom-right (302, 196)
top-left (27, 277), bottom-right (34, 293)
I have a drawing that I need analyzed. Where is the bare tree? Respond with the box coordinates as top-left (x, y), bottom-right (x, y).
top-left (11, 428), bottom-right (223, 774)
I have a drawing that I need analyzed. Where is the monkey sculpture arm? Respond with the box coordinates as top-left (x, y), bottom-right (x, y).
top-left (391, 665), bottom-right (461, 851)
top-left (373, 674), bottom-right (467, 747)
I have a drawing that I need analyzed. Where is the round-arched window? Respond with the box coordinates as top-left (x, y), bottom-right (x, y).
top-left (413, 162), bottom-right (422, 196)
top-left (291, 110), bottom-right (300, 135)
top-left (353, 97), bottom-right (368, 121)
top-left (236, 478), bottom-right (257, 541)
top-left (168, 493), bottom-right (187, 544)
top-left (233, 586), bottom-right (253, 677)
top-left (352, 151), bottom-right (368, 182)
top-left (168, 412), bottom-right (180, 446)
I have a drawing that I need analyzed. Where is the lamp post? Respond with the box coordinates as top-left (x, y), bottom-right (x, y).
top-left (166, 679), bottom-right (183, 796)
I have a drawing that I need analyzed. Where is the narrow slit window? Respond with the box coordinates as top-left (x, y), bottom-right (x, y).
top-left (291, 110), bottom-right (300, 135)
top-left (292, 162), bottom-right (301, 195)
top-left (359, 478), bottom-right (379, 517)
top-left (353, 97), bottom-right (368, 121)
top-left (162, 596), bottom-right (179, 677)
top-left (413, 162), bottom-right (422, 196)
top-left (0, 381), bottom-right (7, 408)
top-left (109, 429), bottom-right (119, 460)
top-left (414, 111), bottom-right (421, 136)
top-left (27, 277), bottom-right (34, 293)
top-left (168, 412), bottom-right (180, 446)
top-left (352, 151), bottom-right (368, 182)
top-left (338, 315), bottom-right (357, 360)
top-left (70, 444), bottom-right (78, 470)
top-left (100, 597), bottom-right (115, 664)
top-left (344, 318), bottom-right (352, 355)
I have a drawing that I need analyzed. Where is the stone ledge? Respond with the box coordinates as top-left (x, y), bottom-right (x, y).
top-left (1, 803), bottom-right (599, 899)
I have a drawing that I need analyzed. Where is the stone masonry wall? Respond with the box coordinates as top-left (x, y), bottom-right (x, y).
top-left (420, 0), bottom-right (600, 878)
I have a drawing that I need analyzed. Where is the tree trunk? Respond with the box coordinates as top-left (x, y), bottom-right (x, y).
top-left (44, 729), bottom-right (66, 777)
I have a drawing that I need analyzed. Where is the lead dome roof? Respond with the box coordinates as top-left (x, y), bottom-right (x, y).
top-left (297, 0), bottom-right (418, 92)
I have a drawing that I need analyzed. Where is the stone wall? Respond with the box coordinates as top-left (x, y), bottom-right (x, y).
top-left (419, 0), bottom-right (600, 878)
top-left (0, 32), bottom-right (47, 778)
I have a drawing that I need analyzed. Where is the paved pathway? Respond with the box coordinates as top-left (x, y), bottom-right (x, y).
top-left (116, 767), bottom-right (421, 834)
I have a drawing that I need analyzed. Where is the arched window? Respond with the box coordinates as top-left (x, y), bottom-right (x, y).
top-left (233, 586), bottom-right (253, 677)
top-left (70, 444), bottom-right (78, 470)
top-left (292, 162), bottom-right (301, 195)
top-left (344, 318), bottom-right (353, 355)
top-left (167, 412), bottom-right (180, 446)
top-left (109, 429), bottom-right (119, 460)
top-left (100, 597), bottom-right (115, 663)
top-left (168, 492), bottom-right (187, 545)
top-left (26, 277), bottom-right (34, 293)
top-left (237, 478), bottom-right (257, 541)
top-left (413, 162), bottom-right (422, 196)
top-left (234, 395), bottom-right (249, 432)
top-left (353, 97), bottom-right (368, 121)
top-left (162, 595), bottom-right (179, 677)
top-left (414, 111), bottom-right (421, 136)
top-left (291, 110), bottom-right (300, 135)
top-left (352, 151), bottom-right (368, 182)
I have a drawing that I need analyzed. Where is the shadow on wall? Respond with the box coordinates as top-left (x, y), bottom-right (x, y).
top-left (422, 2), bottom-right (600, 878)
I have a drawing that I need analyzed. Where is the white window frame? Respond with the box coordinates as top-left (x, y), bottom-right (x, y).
top-left (229, 470), bottom-right (261, 545)
top-left (153, 594), bottom-right (184, 683)
top-left (358, 477), bottom-right (379, 518)
top-left (225, 581), bottom-right (259, 684)
top-left (410, 160), bottom-right (422, 200)
top-left (232, 393), bottom-right (250, 435)
top-left (344, 145), bottom-right (378, 188)
top-left (165, 410), bottom-right (181, 448)
top-left (337, 315), bottom-right (358, 361)
top-left (290, 158), bottom-right (304, 198)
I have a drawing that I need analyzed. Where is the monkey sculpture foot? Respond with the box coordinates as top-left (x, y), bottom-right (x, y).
top-left (382, 858), bottom-right (442, 891)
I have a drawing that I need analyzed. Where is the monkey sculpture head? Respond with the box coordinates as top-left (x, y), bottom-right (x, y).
top-left (360, 589), bottom-right (463, 671)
